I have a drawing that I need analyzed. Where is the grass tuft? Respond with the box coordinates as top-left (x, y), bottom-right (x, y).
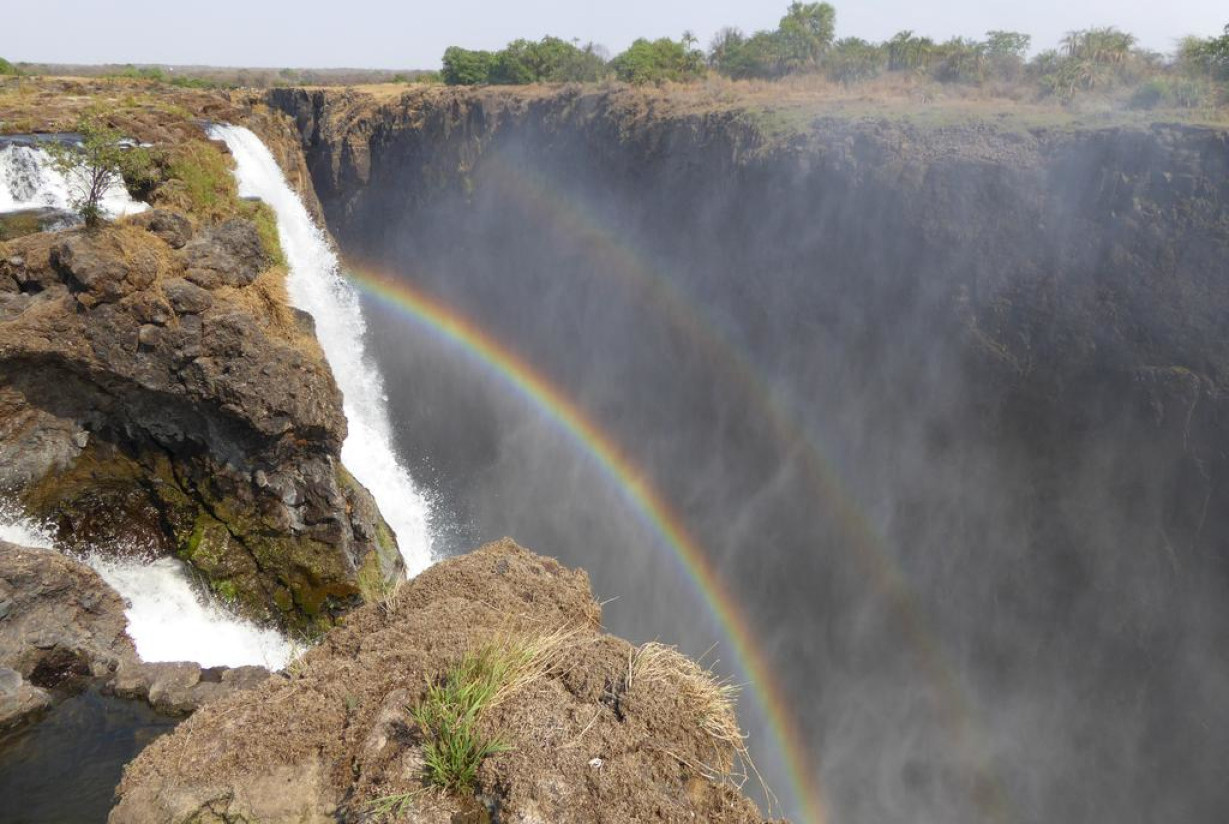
top-left (627, 642), bottom-right (749, 777)
top-left (374, 626), bottom-right (579, 807)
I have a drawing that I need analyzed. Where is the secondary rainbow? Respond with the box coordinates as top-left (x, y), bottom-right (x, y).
top-left (346, 264), bottom-right (830, 824)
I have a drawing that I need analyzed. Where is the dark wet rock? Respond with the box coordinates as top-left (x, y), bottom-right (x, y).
top-left (180, 218), bottom-right (267, 289)
top-left (0, 540), bottom-right (134, 683)
top-left (0, 541), bottom-right (273, 725)
top-left (0, 221), bottom-right (401, 631)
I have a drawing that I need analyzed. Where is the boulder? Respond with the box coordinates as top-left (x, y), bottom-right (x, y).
top-left (0, 540), bottom-right (272, 725)
top-left (180, 219), bottom-right (267, 289)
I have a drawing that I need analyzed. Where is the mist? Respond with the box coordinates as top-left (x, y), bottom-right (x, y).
top-left (293, 96), bottom-right (1229, 824)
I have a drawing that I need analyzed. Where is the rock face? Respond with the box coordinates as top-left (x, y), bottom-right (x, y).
top-left (0, 213), bottom-right (402, 630)
top-left (111, 540), bottom-right (775, 824)
top-left (0, 540), bottom-right (271, 728)
top-left (269, 86), bottom-right (1229, 822)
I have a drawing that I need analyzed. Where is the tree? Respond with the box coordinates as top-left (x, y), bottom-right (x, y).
top-left (886, 31), bottom-right (935, 72)
top-left (932, 37), bottom-right (986, 83)
top-left (0, 57), bottom-right (16, 76)
top-left (827, 38), bottom-right (885, 84)
top-left (441, 46), bottom-right (495, 85)
top-left (1179, 25), bottom-right (1229, 81)
top-left (46, 118), bottom-right (150, 228)
top-left (983, 30), bottom-right (1031, 80)
top-left (611, 37), bottom-right (705, 84)
top-left (777, 2), bottom-right (836, 71)
top-left (709, 27), bottom-right (788, 79)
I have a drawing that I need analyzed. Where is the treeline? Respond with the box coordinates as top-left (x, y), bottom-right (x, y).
top-left (438, 3), bottom-right (1229, 108)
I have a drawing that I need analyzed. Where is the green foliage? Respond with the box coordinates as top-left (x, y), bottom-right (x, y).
top-left (709, 27), bottom-right (788, 79)
top-left (443, 37), bottom-right (608, 86)
top-left (886, 30), bottom-right (935, 72)
top-left (1030, 26), bottom-right (1143, 99)
top-left (709, 3), bottom-right (835, 79)
top-left (45, 118), bottom-right (151, 227)
top-left (827, 38), bottom-right (885, 84)
top-left (932, 37), bottom-right (986, 83)
top-left (611, 37), bottom-right (705, 84)
top-left (162, 140), bottom-right (237, 220)
top-left (0, 57), bottom-right (15, 76)
top-left (409, 647), bottom-right (516, 792)
top-left (1129, 76), bottom-right (1214, 109)
top-left (1061, 27), bottom-right (1136, 64)
top-left (1179, 25), bottom-right (1229, 81)
top-left (441, 46), bottom-right (495, 85)
top-left (777, 1), bottom-right (837, 71)
top-left (984, 30), bottom-right (1030, 59)
top-left (490, 36), bottom-right (607, 84)
top-left (106, 65), bottom-right (167, 82)
top-left (984, 30), bottom-right (1030, 80)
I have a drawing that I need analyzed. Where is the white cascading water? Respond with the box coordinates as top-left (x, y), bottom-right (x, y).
top-left (0, 142), bottom-right (149, 217)
top-left (0, 514), bottom-right (291, 669)
top-left (207, 124), bottom-right (434, 573)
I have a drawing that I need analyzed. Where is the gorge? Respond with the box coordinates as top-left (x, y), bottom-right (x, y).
top-left (0, 78), bottom-right (1226, 824)
top-left (271, 85), bottom-right (1229, 824)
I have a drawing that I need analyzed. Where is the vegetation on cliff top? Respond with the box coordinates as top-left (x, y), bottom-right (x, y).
top-left (431, 4), bottom-right (1228, 115)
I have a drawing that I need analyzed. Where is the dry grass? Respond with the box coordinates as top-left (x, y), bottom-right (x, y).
top-left (627, 641), bottom-right (758, 785)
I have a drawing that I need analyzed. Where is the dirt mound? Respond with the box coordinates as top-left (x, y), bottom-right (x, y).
top-left (112, 540), bottom-right (779, 823)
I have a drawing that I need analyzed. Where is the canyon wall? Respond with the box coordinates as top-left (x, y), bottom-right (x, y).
top-left (270, 86), bottom-right (1229, 824)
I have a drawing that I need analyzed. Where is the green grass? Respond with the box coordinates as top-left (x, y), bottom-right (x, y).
top-left (370, 627), bottom-right (577, 815)
top-left (410, 645), bottom-right (516, 793)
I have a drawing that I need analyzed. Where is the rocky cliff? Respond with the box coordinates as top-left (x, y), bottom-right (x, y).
top-left (267, 85), bottom-right (1229, 823)
top-left (0, 88), bottom-right (402, 630)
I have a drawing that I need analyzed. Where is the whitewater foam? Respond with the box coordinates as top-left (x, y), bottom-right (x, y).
top-left (0, 515), bottom-right (291, 670)
top-left (0, 143), bottom-right (149, 218)
top-left (207, 123), bottom-right (434, 573)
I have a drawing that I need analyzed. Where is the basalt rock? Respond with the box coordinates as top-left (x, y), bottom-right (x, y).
top-left (0, 215), bottom-right (402, 631)
top-left (110, 540), bottom-right (778, 824)
top-left (0, 540), bottom-right (272, 728)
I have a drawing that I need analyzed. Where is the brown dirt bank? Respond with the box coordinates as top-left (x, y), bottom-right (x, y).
top-left (112, 540), bottom-right (780, 823)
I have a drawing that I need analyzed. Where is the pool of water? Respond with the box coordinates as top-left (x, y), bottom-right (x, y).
top-left (0, 688), bottom-right (179, 823)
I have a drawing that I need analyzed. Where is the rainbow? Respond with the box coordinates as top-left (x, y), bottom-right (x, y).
top-left (345, 265), bottom-right (830, 824)
top-left (474, 155), bottom-right (1016, 822)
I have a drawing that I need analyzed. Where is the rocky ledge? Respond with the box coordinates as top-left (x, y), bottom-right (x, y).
top-left (111, 540), bottom-right (778, 824)
top-left (0, 540), bottom-right (270, 732)
top-left (0, 210), bottom-right (402, 631)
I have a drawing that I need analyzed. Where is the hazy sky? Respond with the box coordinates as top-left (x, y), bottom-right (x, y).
top-left (2, 0), bottom-right (1224, 69)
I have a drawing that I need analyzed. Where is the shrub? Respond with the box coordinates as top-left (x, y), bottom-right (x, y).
top-left (441, 46), bottom-right (495, 85)
top-left (46, 117), bottom-right (151, 227)
top-left (929, 37), bottom-right (987, 83)
top-left (0, 57), bottom-right (16, 76)
top-left (984, 30), bottom-right (1030, 80)
top-left (611, 37), bottom-right (705, 84)
top-left (709, 27), bottom-right (788, 79)
top-left (1129, 76), bottom-right (1214, 109)
top-left (826, 37), bottom-right (885, 84)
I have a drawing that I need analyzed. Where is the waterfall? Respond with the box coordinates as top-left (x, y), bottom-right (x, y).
top-left (0, 142), bottom-right (149, 218)
top-left (0, 515), bottom-right (291, 669)
top-left (206, 124), bottom-right (434, 574)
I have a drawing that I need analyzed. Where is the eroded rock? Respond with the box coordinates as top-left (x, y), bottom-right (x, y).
top-left (0, 219), bottom-right (401, 630)
top-left (111, 541), bottom-right (775, 824)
